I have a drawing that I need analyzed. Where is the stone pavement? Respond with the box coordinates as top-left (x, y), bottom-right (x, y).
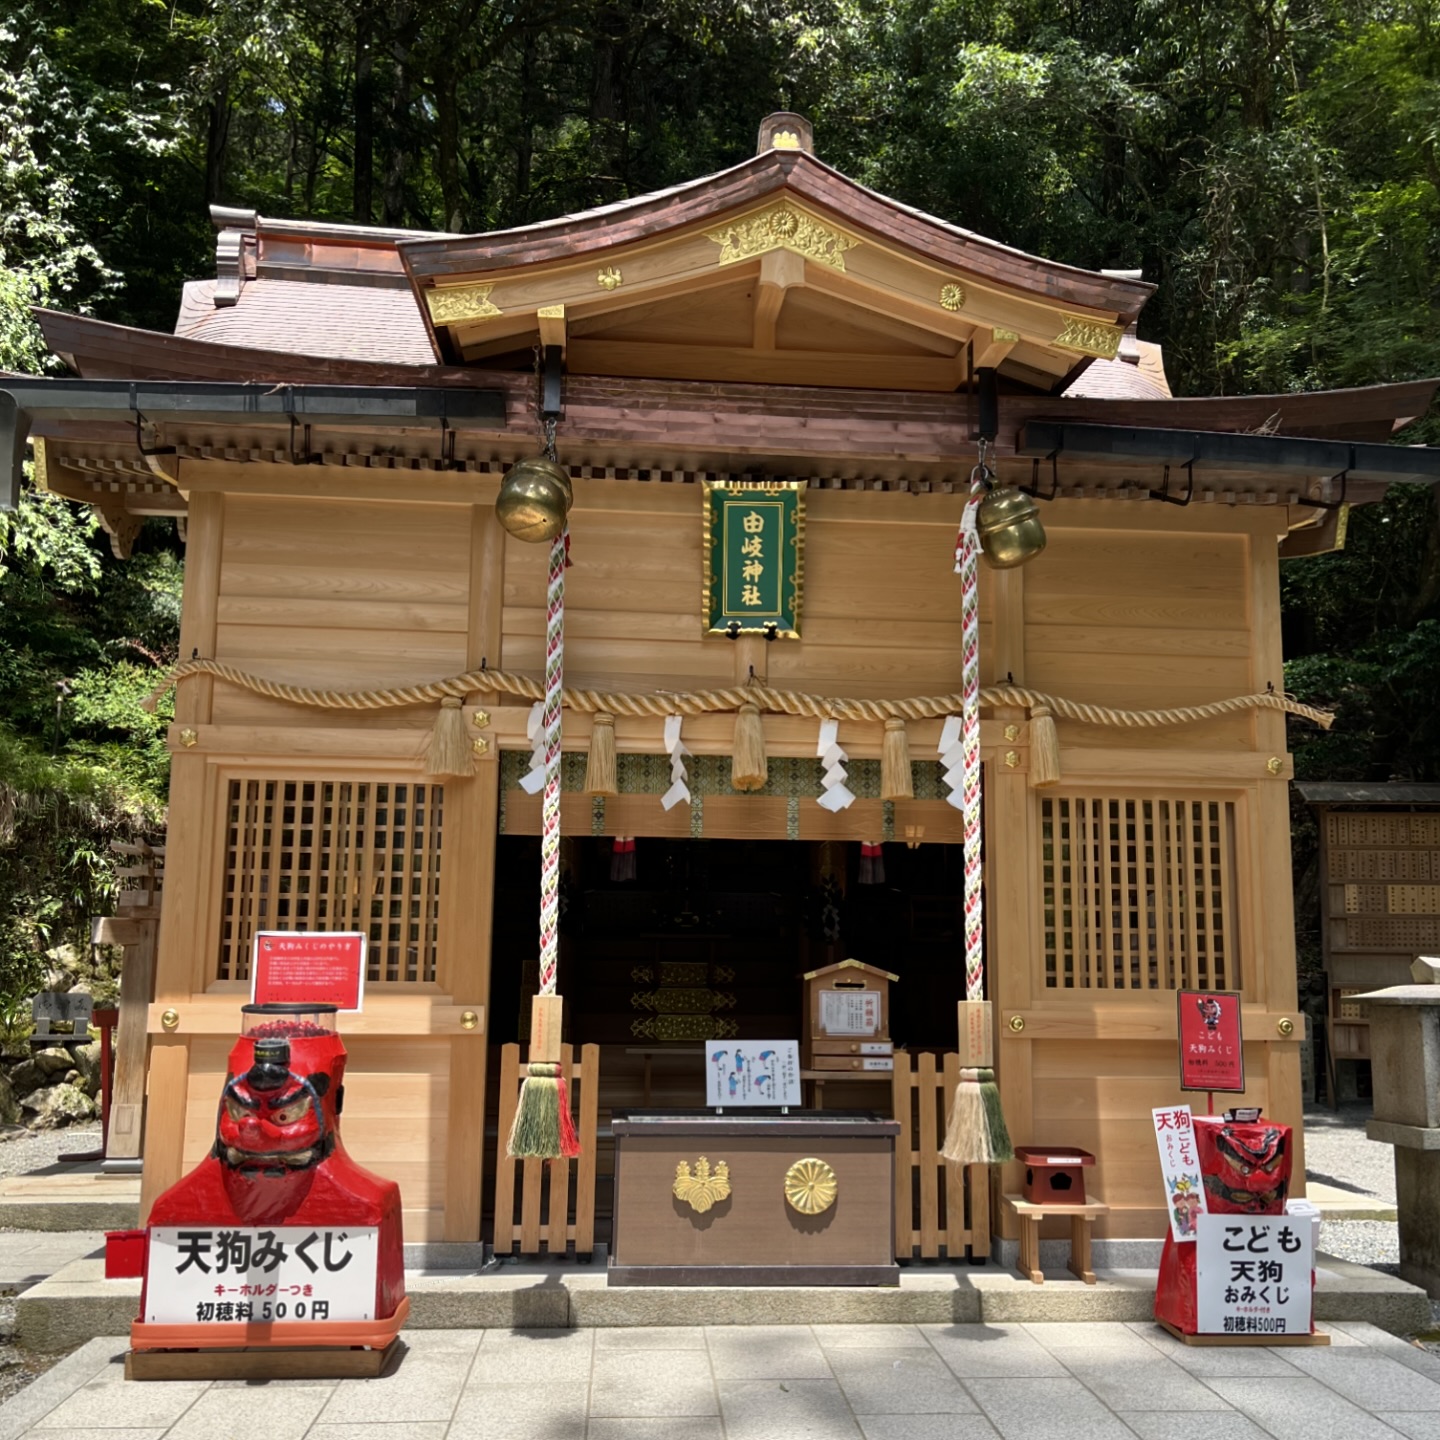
top-left (4, 1320), bottom-right (1440, 1440)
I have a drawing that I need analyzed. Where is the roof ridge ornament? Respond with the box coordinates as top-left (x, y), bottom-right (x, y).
top-left (756, 112), bottom-right (814, 155)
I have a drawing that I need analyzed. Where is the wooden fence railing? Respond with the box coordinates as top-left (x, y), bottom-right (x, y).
top-left (493, 1042), bottom-right (600, 1257)
top-left (892, 1051), bottom-right (990, 1261)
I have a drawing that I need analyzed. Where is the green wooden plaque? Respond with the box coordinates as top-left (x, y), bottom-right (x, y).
top-left (702, 479), bottom-right (805, 636)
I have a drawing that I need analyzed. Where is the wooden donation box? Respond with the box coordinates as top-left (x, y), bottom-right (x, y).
top-left (609, 1110), bottom-right (900, 1285)
top-left (802, 959), bottom-right (896, 1072)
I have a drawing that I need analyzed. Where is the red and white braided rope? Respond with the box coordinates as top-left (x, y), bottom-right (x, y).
top-left (958, 482), bottom-right (985, 1003)
top-left (538, 524), bottom-right (566, 996)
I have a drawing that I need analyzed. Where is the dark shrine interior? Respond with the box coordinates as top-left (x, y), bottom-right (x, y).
top-left (489, 836), bottom-right (973, 1056)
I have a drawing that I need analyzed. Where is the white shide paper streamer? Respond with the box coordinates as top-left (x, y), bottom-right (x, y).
top-left (662, 713), bottom-right (692, 811)
top-left (519, 701), bottom-right (547, 795)
top-left (939, 713), bottom-right (965, 810)
top-left (816, 717), bottom-right (855, 812)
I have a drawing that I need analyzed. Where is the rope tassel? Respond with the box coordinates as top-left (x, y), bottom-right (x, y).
top-left (424, 695), bottom-right (474, 778)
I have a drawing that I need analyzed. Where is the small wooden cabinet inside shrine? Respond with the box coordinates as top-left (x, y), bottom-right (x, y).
top-left (802, 960), bottom-right (896, 1073)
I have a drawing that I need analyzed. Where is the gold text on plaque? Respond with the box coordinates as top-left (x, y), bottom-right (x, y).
top-left (673, 1157), bottom-right (732, 1213)
top-left (426, 284), bottom-right (501, 325)
top-left (706, 204), bottom-right (858, 271)
top-left (784, 1157), bottom-right (838, 1215)
top-left (1052, 314), bottom-right (1122, 359)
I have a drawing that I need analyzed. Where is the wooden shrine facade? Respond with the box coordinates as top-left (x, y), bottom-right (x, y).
top-left (6, 116), bottom-right (1440, 1245)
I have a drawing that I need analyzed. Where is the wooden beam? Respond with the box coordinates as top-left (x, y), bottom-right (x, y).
top-left (537, 304), bottom-right (567, 354)
top-left (566, 339), bottom-right (962, 392)
top-left (973, 327), bottom-right (1019, 372)
top-left (753, 250), bottom-right (804, 352)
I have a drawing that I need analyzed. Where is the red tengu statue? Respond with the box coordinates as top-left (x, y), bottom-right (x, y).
top-left (1154, 1113), bottom-right (1298, 1334)
top-left (139, 1003), bottom-right (405, 1330)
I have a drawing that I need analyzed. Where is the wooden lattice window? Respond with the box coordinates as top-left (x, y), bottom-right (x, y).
top-left (1040, 795), bottom-right (1238, 990)
top-left (220, 779), bottom-right (443, 984)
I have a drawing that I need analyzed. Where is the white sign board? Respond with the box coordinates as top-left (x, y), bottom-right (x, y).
top-left (1196, 1213), bottom-right (1314, 1337)
top-left (705, 1041), bottom-right (801, 1107)
top-left (819, 989), bottom-right (881, 1036)
top-left (146, 1225), bottom-right (379, 1324)
top-left (1152, 1104), bottom-right (1208, 1242)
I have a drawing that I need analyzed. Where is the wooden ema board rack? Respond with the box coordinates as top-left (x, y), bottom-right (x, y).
top-left (802, 960), bottom-right (897, 1072)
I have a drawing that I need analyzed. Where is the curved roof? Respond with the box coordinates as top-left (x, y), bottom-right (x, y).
top-left (400, 148), bottom-right (1154, 324)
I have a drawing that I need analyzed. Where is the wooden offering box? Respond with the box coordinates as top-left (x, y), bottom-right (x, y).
top-left (803, 960), bottom-right (897, 1072)
top-left (610, 1110), bottom-right (899, 1286)
top-left (1016, 1145), bottom-right (1096, 1205)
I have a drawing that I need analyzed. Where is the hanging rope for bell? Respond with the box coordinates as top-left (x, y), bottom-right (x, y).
top-left (943, 452), bottom-right (1013, 1167)
top-left (505, 408), bottom-right (580, 1161)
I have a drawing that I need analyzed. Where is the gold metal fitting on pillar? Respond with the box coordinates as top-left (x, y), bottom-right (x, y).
top-left (460, 1010), bottom-right (480, 1031)
top-left (1008, 1014), bottom-right (1025, 1033)
top-left (1277, 1017), bottom-right (1295, 1037)
top-left (161, 1008), bottom-right (180, 1031)
top-left (1267, 756), bottom-right (1284, 775)
top-left (472, 709), bottom-right (491, 729)
top-left (472, 736), bottom-right (490, 756)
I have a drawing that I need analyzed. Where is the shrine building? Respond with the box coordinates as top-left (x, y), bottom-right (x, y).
top-left (5, 113), bottom-right (1439, 1260)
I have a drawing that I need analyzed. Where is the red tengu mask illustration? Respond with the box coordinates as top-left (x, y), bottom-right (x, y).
top-left (214, 1036), bottom-right (336, 1173)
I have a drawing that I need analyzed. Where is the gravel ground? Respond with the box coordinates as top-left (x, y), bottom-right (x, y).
top-left (0, 1123), bottom-right (101, 1179)
top-left (1303, 1101), bottom-right (1397, 1202)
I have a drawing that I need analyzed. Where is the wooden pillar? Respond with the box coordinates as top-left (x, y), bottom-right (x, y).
top-left (140, 490), bottom-right (224, 1220)
top-left (439, 506), bottom-right (506, 1241)
top-left (986, 565), bottom-right (1033, 1240)
top-left (1247, 525), bottom-right (1306, 1186)
top-left (98, 919), bottom-right (156, 1162)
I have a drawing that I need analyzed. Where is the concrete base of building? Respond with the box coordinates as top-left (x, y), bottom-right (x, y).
top-left (18, 1249), bottom-right (1430, 1353)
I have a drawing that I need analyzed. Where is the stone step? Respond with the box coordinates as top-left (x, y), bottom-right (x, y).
top-left (18, 1251), bottom-right (1430, 1352)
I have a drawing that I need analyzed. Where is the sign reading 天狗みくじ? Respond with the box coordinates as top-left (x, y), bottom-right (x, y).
top-left (703, 480), bottom-right (804, 636)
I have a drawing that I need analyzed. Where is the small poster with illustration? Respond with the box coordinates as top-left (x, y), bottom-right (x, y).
top-left (705, 1041), bottom-right (801, 1107)
top-left (1152, 1104), bottom-right (1208, 1242)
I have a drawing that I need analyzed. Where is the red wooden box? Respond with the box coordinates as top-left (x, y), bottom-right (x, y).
top-left (105, 1229), bottom-right (146, 1279)
top-left (1015, 1146), bottom-right (1095, 1205)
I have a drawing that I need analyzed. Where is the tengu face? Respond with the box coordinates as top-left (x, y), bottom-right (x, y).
top-left (215, 1041), bottom-right (333, 1173)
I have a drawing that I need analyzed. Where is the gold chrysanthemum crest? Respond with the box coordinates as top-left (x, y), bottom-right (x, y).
top-left (784, 1156), bottom-right (837, 1214)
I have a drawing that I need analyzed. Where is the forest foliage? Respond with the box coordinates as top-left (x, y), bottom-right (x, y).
top-left (2, 0), bottom-right (1440, 985)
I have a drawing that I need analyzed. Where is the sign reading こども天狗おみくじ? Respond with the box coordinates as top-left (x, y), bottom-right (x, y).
top-left (1178, 990), bottom-right (1244, 1093)
top-left (703, 480), bottom-right (804, 636)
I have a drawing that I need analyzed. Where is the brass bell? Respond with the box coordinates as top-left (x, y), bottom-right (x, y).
top-left (495, 456), bottom-right (573, 543)
top-left (976, 484), bottom-right (1046, 569)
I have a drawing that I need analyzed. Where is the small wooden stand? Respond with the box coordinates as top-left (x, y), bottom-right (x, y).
top-left (1157, 1319), bottom-right (1330, 1348)
top-left (1004, 1194), bottom-right (1109, 1284)
top-left (126, 1339), bottom-right (401, 1381)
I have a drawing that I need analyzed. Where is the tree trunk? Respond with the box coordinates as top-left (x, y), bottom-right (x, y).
top-left (382, 6), bottom-right (419, 227)
top-left (205, 79), bottom-right (231, 204)
top-left (354, 4), bottom-right (376, 223)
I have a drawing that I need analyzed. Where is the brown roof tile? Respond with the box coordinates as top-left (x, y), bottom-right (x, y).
top-left (176, 278), bottom-right (436, 365)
